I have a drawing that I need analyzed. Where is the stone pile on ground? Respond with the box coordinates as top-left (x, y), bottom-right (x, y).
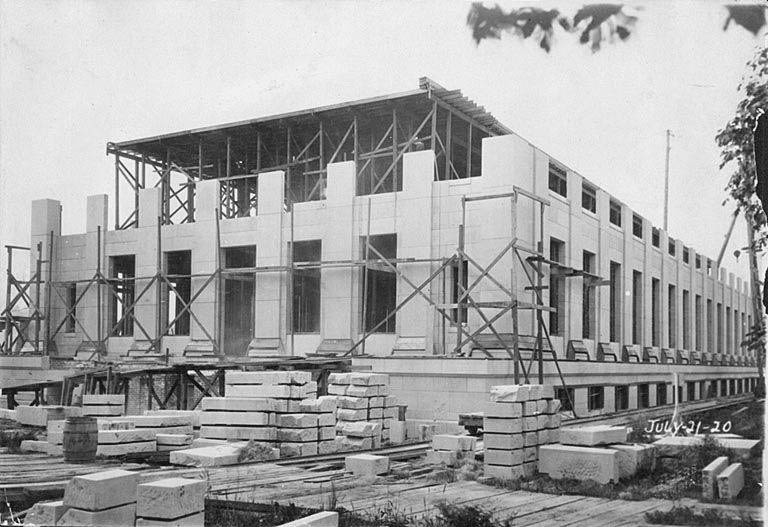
top-left (295, 396), bottom-right (339, 455)
top-left (426, 434), bottom-right (476, 467)
top-left (97, 426), bottom-right (157, 457)
top-left (199, 395), bottom-right (278, 443)
top-left (82, 394), bottom-right (124, 417)
top-left (538, 424), bottom-right (656, 484)
top-left (482, 384), bottom-right (559, 480)
top-left (328, 372), bottom-right (395, 450)
top-left (136, 477), bottom-right (207, 526)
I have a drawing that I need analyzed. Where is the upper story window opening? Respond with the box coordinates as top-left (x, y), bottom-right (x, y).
top-left (609, 200), bottom-right (622, 227)
top-left (632, 214), bottom-right (643, 239)
top-left (683, 247), bottom-right (690, 264)
top-left (548, 163), bottom-right (567, 198)
top-left (582, 183), bottom-right (597, 213)
top-left (651, 227), bottom-right (660, 248)
top-left (668, 238), bottom-right (676, 256)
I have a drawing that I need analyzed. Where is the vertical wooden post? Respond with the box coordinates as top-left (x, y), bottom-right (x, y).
top-left (45, 231), bottom-right (53, 355)
top-left (34, 242), bottom-right (42, 353)
top-left (445, 112), bottom-right (452, 180)
top-left (96, 226), bottom-right (102, 349)
top-left (3, 248), bottom-right (11, 353)
top-left (392, 108), bottom-right (397, 192)
top-left (114, 153), bottom-right (120, 230)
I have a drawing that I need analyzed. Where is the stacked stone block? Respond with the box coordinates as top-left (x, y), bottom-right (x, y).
top-left (82, 394), bottom-right (124, 417)
top-left (46, 419), bottom-right (65, 455)
top-left (702, 456), bottom-right (729, 500)
top-left (483, 384), bottom-right (558, 480)
top-left (328, 372), bottom-right (392, 450)
top-left (277, 412), bottom-right (320, 457)
top-left (60, 469), bottom-right (138, 526)
top-left (156, 433), bottom-right (193, 452)
top-left (225, 371), bottom-right (317, 413)
top-left (199, 396), bottom-right (278, 443)
top-left (136, 477), bottom-right (207, 526)
top-left (299, 396), bottom-right (340, 455)
top-left (426, 434), bottom-right (476, 467)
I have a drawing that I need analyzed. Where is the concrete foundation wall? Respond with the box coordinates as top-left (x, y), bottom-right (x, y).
top-left (34, 134), bottom-right (753, 362)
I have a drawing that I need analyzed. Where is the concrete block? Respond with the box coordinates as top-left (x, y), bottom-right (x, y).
top-left (389, 421), bottom-right (406, 444)
top-left (538, 444), bottom-right (620, 484)
top-left (523, 432), bottom-right (538, 447)
top-left (337, 408), bottom-right (367, 421)
top-left (24, 500), bottom-right (66, 526)
top-left (98, 429), bottom-right (156, 443)
top-left (522, 417), bottom-right (538, 431)
top-left (702, 456), bottom-right (729, 500)
top-left (280, 442), bottom-right (318, 457)
top-left (278, 428), bottom-right (318, 442)
top-left (16, 405), bottom-right (65, 427)
top-left (345, 453), bottom-right (389, 476)
top-left (717, 463), bottom-right (744, 501)
top-left (156, 433), bottom-right (193, 446)
top-left (559, 425), bottom-right (627, 446)
top-left (97, 441), bottom-right (156, 456)
top-left (136, 511), bottom-right (204, 526)
top-left (608, 444), bottom-right (657, 479)
top-left (137, 477), bottom-right (207, 520)
top-left (328, 373), bottom-right (351, 385)
top-left (201, 397), bottom-right (276, 412)
top-left (490, 385), bottom-right (530, 402)
top-left (64, 469), bottom-right (138, 511)
top-left (483, 433), bottom-right (523, 450)
top-left (199, 426), bottom-right (277, 441)
top-left (318, 439), bottom-right (340, 455)
top-left (169, 445), bottom-right (241, 467)
top-left (300, 398), bottom-right (337, 413)
top-left (484, 464), bottom-right (523, 480)
top-left (82, 394), bottom-right (124, 406)
top-left (485, 448), bottom-right (523, 466)
top-left (346, 385), bottom-right (378, 398)
top-left (483, 417), bottom-right (522, 434)
top-left (484, 402), bottom-right (522, 418)
top-left (317, 413), bottom-right (335, 426)
top-left (278, 413), bottom-right (318, 428)
top-left (327, 384), bottom-right (348, 395)
top-left (432, 434), bottom-right (476, 452)
top-left (278, 511), bottom-right (339, 527)
top-left (57, 502), bottom-right (135, 527)
top-left (339, 436), bottom-right (372, 451)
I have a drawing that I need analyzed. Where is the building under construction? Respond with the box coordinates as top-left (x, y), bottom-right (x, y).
top-left (1, 78), bottom-right (760, 423)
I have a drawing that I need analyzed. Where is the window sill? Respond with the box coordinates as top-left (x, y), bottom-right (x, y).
top-left (608, 223), bottom-right (623, 233)
top-left (548, 190), bottom-right (569, 205)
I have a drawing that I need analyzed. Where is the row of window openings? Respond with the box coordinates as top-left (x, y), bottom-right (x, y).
top-left (63, 235), bottom-right (413, 339)
top-left (556, 378), bottom-right (755, 412)
top-left (550, 165), bottom-right (708, 268)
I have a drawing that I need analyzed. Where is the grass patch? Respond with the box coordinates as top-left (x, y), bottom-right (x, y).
top-left (644, 505), bottom-right (759, 526)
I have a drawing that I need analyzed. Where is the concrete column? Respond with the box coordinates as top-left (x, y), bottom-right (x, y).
top-left (254, 171), bottom-right (285, 348)
top-left (134, 189), bottom-right (161, 346)
top-left (659, 229), bottom-right (669, 349)
top-left (604, 385), bottom-right (616, 413)
top-left (78, 195), bottom-right (109, 347)
top-left (628, 384), bottom-right (638, 410)
top-left (30, 199), bottom-right (62, 351)
top-left (574, 387), bottom-right (588, 415)
top-left (322, 161), bottom-right (355, 341)
top-left (189, 180), bottom-right (219, 347)
top-left (648, 383), bottom-right (657, 407)
top-left (596, 190), bottom-right (611, 344)
top-left (567, 173), bottom-right (582, 342)
top-left (674, 239), bottom-right (683, 351)
top-left (396, 151), bottom-right (434, 350)
top-left (621, 204), bottom-right (632, 349)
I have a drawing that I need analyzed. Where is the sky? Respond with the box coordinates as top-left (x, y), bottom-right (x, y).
top-left (0, 0), bottom-right (765, 293)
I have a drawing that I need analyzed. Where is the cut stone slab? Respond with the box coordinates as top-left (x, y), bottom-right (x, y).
top-left (608, 444), bottom-right (657, 479)
top-left (144, 410), bottom-right (201, 428)
top-left (327, 384), bottom-right (348, 396)
top-left (346, 385), bottom-right (378, 398)
top-left (483, 417), bottom-right (522, 434)
top-left (278, 428), bottom-right (318, 442)
top-left (702, 456), bottom-right (729, 500)
top-left (547, 399), bottom-right (562, 414)
top-left (717, 463), bottom-right (744, 501)
top-left (485, 448), bottom-right (523, 466)
top-left (541, 384), bottom-right (555, 399)
top-left (278, 413), bottom-right (318, 428)
top-left (98, 419), bottom-right (134, 431)
top-left (523, 432), bottom-right (538, 447)
top-left (226, 371), bottom-right (291, 385)
top-left (527, 384), bottom-right (543, 400)
top-left (345, 453), bottom-right (389, 476)
top-left (200, 425), bottom-right (277, 441)
top-left (367, 408), bottom-right (383, 419)
top-left (279, 511), bottom-right (339, 527)
top-left (16, 405), bottom-right (66, 427)
top-left (169, 445), bottom-right (242, 467)
top-left (522, 417), bottom-right (538, 431)
top-left (25, 499), bottom-right (67, 526)
top-left (98, 428), bottom-right (157, 443)
top-left (83, 405), bottom-right (124, 416)
top-left (328, 373), bottom-right (352, 385)
top-left (335, 396), bottom-right (368, 410)
top-left (339, 436), bottom-right (372, 451)
top-left (484, 464), bottom-right (524, 481)
top-left (338, 421), bottom-right (380, 438)
top-left (137, 477), bottom-right (207, 520)
top-left (57, 502), bottom-right (136, 527)
top-left (200, 411), bottom-right (272, 426)
top-left (156, 433), bottom-right (193, 446)
top-left (350, 372), bottom-right (388, 386)
top-left (319, 426), bottom-right (336, 441)
top-left (225, 384), bottom-right (294, 398)
top-left (559, 425), bottom-right (628, 446)
top-left (201, 397), bottom-right (276, 412)
top-left (280, 442), bottom-right (318, 457)
top-left (522, 447), bottom-right (536, 462)
top-left (64, 469), bottom-right (139, 511)
top-left (484, 402), bottom-right (522, 418)
top-left (483, 433), bottom-right (523, 450)
top-left (97, 441), bottom-right (156, 456)
top-left (490, 385), bottom-right (529, 402)
top-left (21, 439), bottom-right (61, 455)
top-left (318, 413), bottom-right (335, 426)
top-left (432, 434), bottom-right (476, 452)
top-left (300, 398), bottom-right (337, 413)
top-left (426, 449), bottom-right (459, 467)
top-left (538, 444), bottom-right (620, 484)
top-left (389, 421), bottom-right (406, 444)
top-left (652, 436), bottom-right (761, 458)
top-left (136, 511), bottom-right (204, 526)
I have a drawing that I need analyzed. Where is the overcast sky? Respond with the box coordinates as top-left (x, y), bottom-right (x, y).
top-left (0, 0), bottom-right (765, 291)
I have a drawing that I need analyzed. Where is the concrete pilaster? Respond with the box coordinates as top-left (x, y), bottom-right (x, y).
top-left (189, 180), bottom-right (219, 347)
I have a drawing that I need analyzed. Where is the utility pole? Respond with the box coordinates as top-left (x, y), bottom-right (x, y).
top-left (663, 129), bottom-right (672, 232)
